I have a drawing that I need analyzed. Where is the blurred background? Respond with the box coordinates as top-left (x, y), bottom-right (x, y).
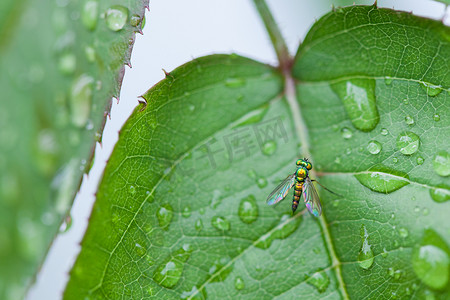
top-left (26, 0), bottom-right (449, 299)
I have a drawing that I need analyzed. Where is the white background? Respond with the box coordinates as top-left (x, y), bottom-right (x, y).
top-left (27, 0), bottom-right (449, 299)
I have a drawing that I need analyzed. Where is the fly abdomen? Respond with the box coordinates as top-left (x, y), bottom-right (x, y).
top-left (292, 186), bottom-right (302, 213)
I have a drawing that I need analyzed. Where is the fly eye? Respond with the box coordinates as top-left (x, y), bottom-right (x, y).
top-left (306, 163), bottom-right (312, 170)
top-left (296, 160), bottom-right (301, 166)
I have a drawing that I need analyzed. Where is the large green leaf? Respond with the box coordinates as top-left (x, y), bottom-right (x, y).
top-left (66, 5), bottom-right (450, 299)
top-left (0, 0), bottom-right (147, 298)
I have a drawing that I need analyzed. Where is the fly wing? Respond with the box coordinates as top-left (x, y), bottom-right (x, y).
top-left (266, 174), bottom-right (296, 205)
top-left (302, 177), bottom-right (322, 217)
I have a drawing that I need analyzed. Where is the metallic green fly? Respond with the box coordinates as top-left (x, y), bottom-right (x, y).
top-left (267, 158), bottom-right (335, 217)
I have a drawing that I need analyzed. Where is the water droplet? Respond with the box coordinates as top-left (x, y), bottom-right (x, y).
top-left (341, 127), bottom-right (353, 139)
top-left (58, 53), bottom-right (76, 75)
top-left (414, 206), bottom-right (421, 213)
top-left (387, 267), bottom-right (395, 277)
top-left (70, 74), bottom-right (93, 127)
top-left (135, 243), bottom-right (146, 257)
top-left (404, 115), bottom-right (415, 125)
top-left (332, 200), bottom-right (340, 207)
top-left (199, 208), bottom-right (205, 215)
top-left (210, 189), bottom-right (222, 209)
top-left (416, 156), bottom-right (424, 165)
top-left (399, 227), bottom-right (409, 238)
top-left (234, 277), bottom-right (244, 290)
top-left (345, 147), bottom-right (352, 155)
top-left (334, 157), bottom-right (341, 164)
top-left (433, 113), bottom-right (440, 121)
top-left (381, 247), bottom-right (388, 258)
top-left (392, 157), bottom-right (398, 163)
top-left (422, 208), bottom-right (430, 216)
top-left (255, 214), bottom-right (301, 249)
top-left (367, 140), bottom-right (382, 155)
top-left (247, 169), bottom-right (256, 179)
top-left (256, 177), bottom-right (267, 188)
top-left (262, 140), bottom-right (276, 156)
top-left (225, 78), bottom-right (246, 88)
top-left (384, 76), bottom-right (393, 85)
top-left (331, 78), bottom-right (379, 131)
top-left (130, 14), bottom-right (141, 27)
top-left (234, 105), bottom-right (268, 127)
top-left (396, 131), bottom-right (420, 155)
top-left (313, 247), bottom-right (321, 254)
top-left (412, 229), bottom-right (449, 290)
top-left (211, 216), bottom-right (230, 231)
top-left (355, 165), bottom-right (409, 193)
top-left (157, 204), bottom-right (173, 230)
top-left (380, 128), bottom-right (389, 136)
top-left (105, 5), bottom-right (128, 31)
top-left (59, 215), bottom-right (72, 233)
top-left (153, 245), bottom-right (192, 288)
top-left (391, 213), bottom-right (396, 219)
top-left (403, 98), bottom-right (409, 105)
top-left (305, 271), bottom-right (330, 293)
top-left (195, 219), bottom-right (203, 231)
top-left (358, 224), bottom-right (374, 269)
top-left (182, 206), bottom-right (191, 218)
top-left (129, 185), bottom-right (136, 195)
top-left (81, 0), bottom-right (99, 31)
top-left (84, 45), bottom-right (96, 63)
top-left (421, 82), bottom-right (443, 97)
top-left (432, 151), bottom-right (450, 177)
top-left (429, 187), bottom-right (450, 203)
top-left (238, 195), bottom-right (259, 224)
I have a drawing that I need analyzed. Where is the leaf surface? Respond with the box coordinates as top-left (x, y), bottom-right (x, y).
top-left (0, 0), bottom-right (147, 298)
top-left (67, 5), bottom-right (450, 299)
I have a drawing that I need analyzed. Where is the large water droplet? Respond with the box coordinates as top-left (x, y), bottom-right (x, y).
top-left (384, 76), bottom-right (393, 85)
top-left (399, 227), bottom-right (409, 238)
top-left (70, 74), bottom-right (93, 127)
top-left (195, 219), bottom-right (203, 231)
top-left (182, 206), bottom-right (191, 218)
top-left (358, 224), bottom-right (374, 269)
top-left (381, 128), bottom-right (389, 136)
top-left (416, 156), bottom-right (425, 165)
top-left (305, 270), bottom-right (330, 293)
top-left (341, 127), bottom-right (353, 139)
top-left (234, 105), bottom-right (268, 127)
top-left (429, 187), bottom-right (450, 203)
top-left (255, 213), bottom-right (301, 249)
top-left (433, 113), bottom-right (440, 122)
top-left (421, 82), bottom-right (443, 97)
top-left (404, 115), bottom-right (415, 126)
top-left (355, 165), bottom-right (409, 193)
top-left (367, 140), bottom-right (382, 155)
top-left (412, 229), bottom-right (449, 290)
top-left (81, 0), bottom-right (98, 31)
top-left (432, 151), bottom-right (450, 177)
top-left (211, 216), bottom-right (230, 231)
top-left (396, 131), bottom-right (420, 155)
top-left (238, 195), bottom-right (259, 224)
top-left (154, 244), bottom-right (192, 288)
top-left (130, 14), bottom-right (141, 27)
top-left (157, 204), bottom-right (173, 230)
top-left (331, 78), bottom-right (379, 131)
top-left (58, 53), bottom-right (76, 75)
top-left (256, 177), bottom-right (267, 188)
top-left (225, 78), bottom-right (246, 88)
top-left (234, 277), bottom-right (245, 290)
top-left (262, 140), bottom-right (277, 156)
top-left (105, 5), bottom-right (128, 31)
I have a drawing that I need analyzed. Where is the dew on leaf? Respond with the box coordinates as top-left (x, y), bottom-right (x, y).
top-left (416, 156), bottom-right (424, 165)
top-left (367, 140), bottom-right (382, 155)
top-left (392, 157), bottom-right (398, 163)
top-left (380, 128), bottom-right (389, 136)
top-left (414, 206), bottom-right (421, 213)
top-left (247, 169), bottom-right (256, 179)
top-left (262, 140), bottom-right (277, 156)
top-left (195, 219), bottom-right (203, 231)
top-left (81, 0), bottom-right (98, 31)
top-left (331, 78), bottom-right (379, 132)
top-left (129, 185), bottom-right (136, 195)
top-left (255, 213), bottom-right (301, 249)
top-left (421, 82), bottom-right (443, 97)
top-left (153, 244), bottom-right (192, 288)
top-left (211, 216), bottom-right (230, 231)
top-left (234, 105), bottom-right (268, 127)
top-left (399, 227), bottom-right (409, 238)
top-left (355, 165), bottom-right (409, 193)
top-left (422, 208), bottom-right (429, 216)
top-left (384, 76), bottom-right (393, 85)
top-left (70, 74), bottom-right (93, 127)
top-left (225, 78), bottom-right (246, 88)
top-left (105, 5), bottom-right (128, 31)
top-left (130, 14), bottom-right (141, 27)
top-left (157, 204), bottom-right (173, 230)
top-left (305, 270), bottom-right (330, 293)
top-left (238, 195), bottom-right (258, 224)
top-left (84, 45), bottom-right (96, 63)
top-left (432, 151), bottom-right (450, 177)
top-left (256, 177), bottom-right (267, 188)
top-left (396, 131), bottom-right (420, 155)
top-left (404, 115), bottom-right (415, 125)
top-left (341, 127), bottom-right (353, 139)
top-left (135, 243), bottom-right (146, 257)
top-left (58, 53), bottom-right (76, 75)
top-left (381, 247), bottom-right (388, 258)
top-left (357, 224), bottom-right (374, 270)
top-left (412, 229), bottom-right (449, 290)
top-left (433, 113), bottom-right (440, 121)
top-left (182, 206), bottom-right (191, 218)
top-left (429, 187), bottom-right (450, 203)
top-left (234, 277), bottom-right (245, 290)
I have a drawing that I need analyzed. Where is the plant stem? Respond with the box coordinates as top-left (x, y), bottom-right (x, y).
top-left (252, 0), bottom-right (291, 70)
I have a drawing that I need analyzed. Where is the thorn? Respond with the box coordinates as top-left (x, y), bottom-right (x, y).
top-left (137, 27), bottom-right (143, 35)
top-left (125, 60), bottom-right (132, 68)
top-left (373, 0), bottom-right (377, 7)
top-left (138, 96), bottom-right (148, 111)
top-left (162, 68), bottom-right (171, 78)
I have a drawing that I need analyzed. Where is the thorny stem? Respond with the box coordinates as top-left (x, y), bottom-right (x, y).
top-left (253, 1), bottom-right (349, 299)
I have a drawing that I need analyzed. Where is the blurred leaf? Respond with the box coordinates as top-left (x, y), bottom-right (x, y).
top-left (0, 0), bottom-right (147, 298)
top-left (66, 5), bottom-right (449, 300)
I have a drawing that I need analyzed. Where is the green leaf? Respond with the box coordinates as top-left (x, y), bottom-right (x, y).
top-left (67, 5), bottom-right (450, 300)
top-left (0, 0), bottom-right (147, 298)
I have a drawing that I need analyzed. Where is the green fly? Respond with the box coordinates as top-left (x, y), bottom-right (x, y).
top-left (267, 158), bottom-right (334, 217)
